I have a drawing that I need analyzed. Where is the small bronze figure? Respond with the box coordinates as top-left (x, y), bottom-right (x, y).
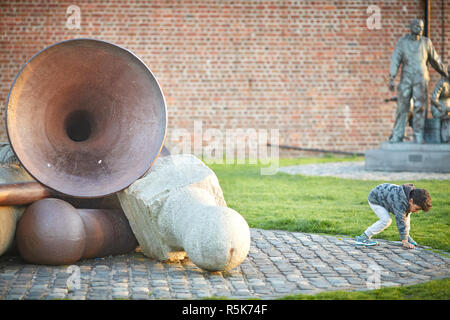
top-left (430, 68), bottom-right (450, 143)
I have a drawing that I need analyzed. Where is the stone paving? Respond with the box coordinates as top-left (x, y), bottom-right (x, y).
top-left (0, 228), bottom-right (448, 300)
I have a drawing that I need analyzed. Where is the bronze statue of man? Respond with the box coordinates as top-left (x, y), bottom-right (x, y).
top-left (389, 18), bottom-right (448, 143)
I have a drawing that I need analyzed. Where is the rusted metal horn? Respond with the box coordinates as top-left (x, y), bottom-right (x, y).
top-left (0, 182), bottom-right (52, 206)
top-left (78, 208), bottom-right (138, 259)
top-left (6, 39), bottom-right (167, 198)
top-left (15, 198), bottom-right (138, 265)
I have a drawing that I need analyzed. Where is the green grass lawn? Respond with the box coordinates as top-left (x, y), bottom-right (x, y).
top-left (208, 157), bottom-right (450, 252)
top-left (280, 278), bottom-right (449, 300)
top-left (206, 278), bottom-right (449, 300)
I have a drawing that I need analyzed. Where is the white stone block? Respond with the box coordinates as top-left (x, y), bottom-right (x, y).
top-left (118, 154), bottom-right (250, 271)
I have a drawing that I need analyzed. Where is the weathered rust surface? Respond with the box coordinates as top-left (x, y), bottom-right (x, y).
top-left (15, 198), bottom-right (138, 265)
top-left (16, 198), bottom-right (86, 265)
top-left (6, 39), bottom-right (167, 198)
top-left (78, 208), bottom-right (138, 259)
top-left (0, 181), bottom-right (122, 208)
top-left (0, 182), bottom-right (52, 206)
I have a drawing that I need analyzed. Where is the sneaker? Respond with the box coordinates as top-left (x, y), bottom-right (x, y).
top-left (408, 236), bottom-right (418, 246)
top-left (355, 234), bottom-right (378, 246)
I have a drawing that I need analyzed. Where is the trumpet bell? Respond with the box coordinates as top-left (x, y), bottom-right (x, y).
top-left (6, 39), bottom-right (167, 198)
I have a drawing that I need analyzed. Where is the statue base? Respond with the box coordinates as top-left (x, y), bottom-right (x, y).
top-left (365, 142), bottom-right (450, 173)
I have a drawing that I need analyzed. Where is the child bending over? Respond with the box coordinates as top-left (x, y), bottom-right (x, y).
top-left (355, 183), bottom-right (432, 249)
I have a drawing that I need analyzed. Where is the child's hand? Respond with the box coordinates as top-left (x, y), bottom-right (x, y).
top-left (402, 240), bottom-right (415, 249)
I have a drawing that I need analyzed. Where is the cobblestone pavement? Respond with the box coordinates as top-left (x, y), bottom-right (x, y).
top-left (278, 161), bottom-right (450, 180)
top-left (0, 228), bottom-right (448, 300)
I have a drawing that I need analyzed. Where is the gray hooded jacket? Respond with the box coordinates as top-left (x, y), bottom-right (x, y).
top-left (368, 183), bottom-right (414, 240)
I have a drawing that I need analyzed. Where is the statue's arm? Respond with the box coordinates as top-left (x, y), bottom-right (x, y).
top-left (428, 39), bottom-right (449, 78)
top-left (389, 38), bottom-right (403, 81)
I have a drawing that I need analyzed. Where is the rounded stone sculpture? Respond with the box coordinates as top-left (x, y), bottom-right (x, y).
top-left (118, 154), bottom-right (251, 272)
top-left (0, 206), bottom-right (26, 255)
top-left (15, 198), bottom-right (138, 265)
top-left (0, 144), bottom-right (35, 256)
top-left (160, 187), bottom-right (250, 271)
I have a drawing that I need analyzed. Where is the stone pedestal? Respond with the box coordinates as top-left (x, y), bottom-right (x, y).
top-left (365, 142), bottom-right (450, 172)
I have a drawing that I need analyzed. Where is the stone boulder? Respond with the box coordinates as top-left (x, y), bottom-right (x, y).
top-left (117, 154), bottom-right (250, 272)
top-left (0, 143), bottom-right (35, 256)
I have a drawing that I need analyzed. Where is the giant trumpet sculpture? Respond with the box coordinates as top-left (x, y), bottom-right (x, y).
top-left (0, 39), bottom-right (166, 264)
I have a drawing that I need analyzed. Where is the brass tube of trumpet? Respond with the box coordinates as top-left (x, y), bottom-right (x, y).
top-left (0, 182), bottom-right (52, 206)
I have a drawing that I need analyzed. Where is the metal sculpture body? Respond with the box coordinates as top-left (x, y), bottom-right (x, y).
top-left (430, 72), bottom-right (450, 143)
top-left (16, 198), bottom-right (138, 265)
top-left (5, 39), bottom-right (167, 198)
top-left (389, 19), bottom-right (448, 143)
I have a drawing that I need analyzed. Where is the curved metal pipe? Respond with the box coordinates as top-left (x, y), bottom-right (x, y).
top-left (0, 182), bottom-right (51, 206)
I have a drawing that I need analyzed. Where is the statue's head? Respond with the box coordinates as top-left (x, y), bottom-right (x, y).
top-left (410, 19), bottom-right (424, 37)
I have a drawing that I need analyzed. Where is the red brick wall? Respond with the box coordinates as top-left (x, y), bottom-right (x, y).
top-left (0, 0), bottom-right (448, 154)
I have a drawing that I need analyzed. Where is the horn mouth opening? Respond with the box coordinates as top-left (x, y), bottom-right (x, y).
top-left (64, 110), bottom-right (94, 142)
